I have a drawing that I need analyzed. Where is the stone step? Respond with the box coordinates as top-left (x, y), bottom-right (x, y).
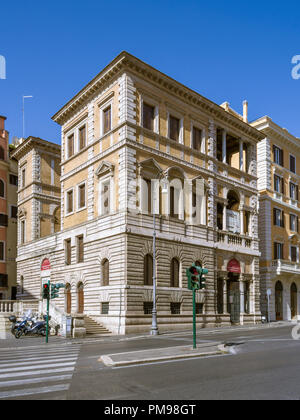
top-left (84, 316), bottom-right (111, 335)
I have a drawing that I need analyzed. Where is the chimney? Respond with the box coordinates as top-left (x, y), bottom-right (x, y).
top-left (243, 100), bottom-right (248, 123)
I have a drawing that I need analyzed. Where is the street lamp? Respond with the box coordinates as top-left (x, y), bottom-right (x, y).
top-left (151, 176), bottom-right (168, 336)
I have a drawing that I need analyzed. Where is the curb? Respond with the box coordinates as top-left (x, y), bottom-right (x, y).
top-left (99, 344), bottom-right (228, 367)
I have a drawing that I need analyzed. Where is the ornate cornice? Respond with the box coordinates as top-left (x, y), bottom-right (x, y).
top-left (51, 51), bottom-right (265, 142)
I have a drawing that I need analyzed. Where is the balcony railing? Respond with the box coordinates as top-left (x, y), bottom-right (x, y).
top-left (272, 260), bottom-right (300, 274)
top-left (0, 300), bottom-right (39, 314)
top-left (217, 231), bottom-right (253, 248)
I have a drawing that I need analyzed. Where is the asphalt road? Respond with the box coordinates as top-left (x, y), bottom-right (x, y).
top-left (1, 324), bottom-right (300, 400)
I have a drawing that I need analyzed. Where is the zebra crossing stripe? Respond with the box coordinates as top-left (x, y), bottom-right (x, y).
top-left (0, 361), bottom-right (76, 374)
top-left (0, 374), bottom-right (73, 388)
top-left (0, 366), bottom-right (75, 380)
top-left (0, 356), bottom-right (78, 368)
top-left (0, 384), bottom-right (70, 399)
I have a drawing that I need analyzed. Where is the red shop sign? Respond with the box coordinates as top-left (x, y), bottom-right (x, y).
top-left (41, 258), bottom-right (51, 271)
top-left (227, 259), bottom-right (241, 274)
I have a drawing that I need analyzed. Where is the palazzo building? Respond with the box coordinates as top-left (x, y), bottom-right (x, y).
top-left (13, 52), bottom-right (264, 334)
top-left (252, 117), bottom-right (300, 322)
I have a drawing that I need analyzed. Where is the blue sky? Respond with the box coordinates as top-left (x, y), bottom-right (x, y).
top-left (0, 0), bottom-right (299, 143)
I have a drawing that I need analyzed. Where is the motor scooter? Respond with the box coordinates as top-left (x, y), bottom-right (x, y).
top-left (12, 310), bottom-right (47, 339)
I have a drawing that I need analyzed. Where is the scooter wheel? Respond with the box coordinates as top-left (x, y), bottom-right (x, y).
top-left (40, 329), bottom-right (46, 337)
top-left (15, 330), bottom-right (23, 339)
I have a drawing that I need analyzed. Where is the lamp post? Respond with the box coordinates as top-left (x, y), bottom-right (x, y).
top-left (150, 177), bottom-right (168, 336)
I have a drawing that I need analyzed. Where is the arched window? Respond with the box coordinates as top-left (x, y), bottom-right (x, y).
top-left (170, 258), bottom-right (180, 288)
top-left (144, 254), bottom-right (153, 286)
top-left (77, 282), bottom-right (84, 314)
top-left (0, 180), bottom-right (4, 198)
top-left (102, 259), bottom-right (109, 286)
top-left (65, 283), bottom-right (71, 314)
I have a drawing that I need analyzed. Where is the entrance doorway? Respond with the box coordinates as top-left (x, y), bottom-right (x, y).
top-left (291, 283), bottom-right (297, 320)
top-left (275, 281), bottom-right (283, 321)
top-left (227, 273), bottom-right (240, 324)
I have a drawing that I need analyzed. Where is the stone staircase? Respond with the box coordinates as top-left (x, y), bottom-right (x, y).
top-left (84, 316), bottom-right (112, 336)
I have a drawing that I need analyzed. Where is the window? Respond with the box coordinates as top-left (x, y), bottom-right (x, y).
top-left (100, 180), bottom-right (110, 215)
top-left (102, 259), bottom-right (109, 286)
top-left (65, 239), bottom-right (71, 265)
top-left (9, 174), bottom-right (18, 186)
top-left (0, 147), bottom-right (4, 160)
top-left (290, 155), bottom-right (296, 174)
top-left (21, 168), bottom-right (26, 188)
top-left (103, 106), bottom-right (111, 135)
top-left (67, 134), bottom-right (74, 158)
top-left (0, 180), bottom-right (4, 198)
top-left (290, 182), bottom-right (298, 201)
top-left (79, 125), bottom-right (86, 151)
top-left (273, 208), bottom-right (284, 227)
top-left (291, 246), bottom-right (298, 262)
top-left (274, 242), bottom-right (284, 260)
top-left (196, 303), bottom-right (204, 314)
top-left (273, 145), bottom-right (283, 166)
top-left (290, 214), bottom-right (298, 232)
top-left (192, 127), bottom-right (202, 151)
top-left (0, 214), bottom-right (8, 226)
top-left (170, 258), bottom-right (180, 287)
top-left (66, 189), bottom-right (74, 214)
top-left (143, 302), bottom-right (153, 315)
top-left (143, 103), bottom-right (155, 131)
top-left (274, 175), bottom-right (284, 194)
top-left (144, 254), bottom-right (153, 286)
top-left (101, 302), bottom-right (109, 315)
top-left (0, 274), bottom-right (8, 288)
top-left (170, 302), bottom-right (181, 314)
top-left (77, 235), bottom-right (84, 263)
top-left (20, 220), bottom-right (25, 244)
top-left (78, 183), bottom-right (86, 210)
top-left (0, 242), bottom-right (4, 261)
top-left (169, 115), bottom-right (180, 142)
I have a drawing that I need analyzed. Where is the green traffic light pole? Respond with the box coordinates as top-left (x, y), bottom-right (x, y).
top-left (46, 279), bottom-right (50, 344)
top-left (193, 287), bottom-right (197, 349)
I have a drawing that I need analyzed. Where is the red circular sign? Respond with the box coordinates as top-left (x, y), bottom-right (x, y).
top-left (41, 258), bottom-right (51, 271)
top-left (227, 259), bottom-right (241, 274)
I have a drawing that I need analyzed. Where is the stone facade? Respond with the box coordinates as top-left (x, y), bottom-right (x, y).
top-left (14, 52), bottom-right (264, 334)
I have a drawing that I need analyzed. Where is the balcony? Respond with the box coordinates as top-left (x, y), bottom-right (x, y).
top-left (217, 231), bottom-right (253, 249)
top-left (272, 260), bottom-right (300, 275)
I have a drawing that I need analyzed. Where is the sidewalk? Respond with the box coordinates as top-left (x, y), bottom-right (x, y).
top-left (100, 342), bottom-right (226, 367)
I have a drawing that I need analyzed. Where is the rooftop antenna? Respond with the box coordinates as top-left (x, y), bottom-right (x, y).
top-left (22, 95), bottom-right (33, 138)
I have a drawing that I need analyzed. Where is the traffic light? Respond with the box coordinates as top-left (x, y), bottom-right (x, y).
top-left (200, 268), bottom-right (208, 290)
top-left (186, 265), bottom-right (208, 290)
top-left (50, 284), bottom-right (59, 299)
top-left (50, 283), bottom-right (65, 299)
top-left (42, 283), bottom-right (50, 299)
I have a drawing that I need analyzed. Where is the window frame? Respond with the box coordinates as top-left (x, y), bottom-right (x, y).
top-left (100, 99), bottom-right (113, 137)
top-left (0, 240), bottom-right (5, 262)
top-left (65, 187), bottom-right (74, 216)
top-left (77, 181), bottom-right (87, 212)
top-left (290, 154), bottom-right (296, 174)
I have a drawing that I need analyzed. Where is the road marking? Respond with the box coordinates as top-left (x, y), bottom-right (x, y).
top-left (0, 356), bottom-right (78, 368)
top-left (0, 367), bottom-right (75, 379)
top-left (0, 374), bottom-right (72, 388)
top-left (0, 384), bottom-right (70, 399)
top-left (0, 361), bottom-right (76, 374)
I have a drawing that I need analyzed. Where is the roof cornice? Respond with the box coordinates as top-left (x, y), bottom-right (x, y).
top-left (11, 136), bottom-right (61, 160)
top-left (52, 51), bottom-right (264, 142)
top-left (252, 116), bottom-right (300, 149)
